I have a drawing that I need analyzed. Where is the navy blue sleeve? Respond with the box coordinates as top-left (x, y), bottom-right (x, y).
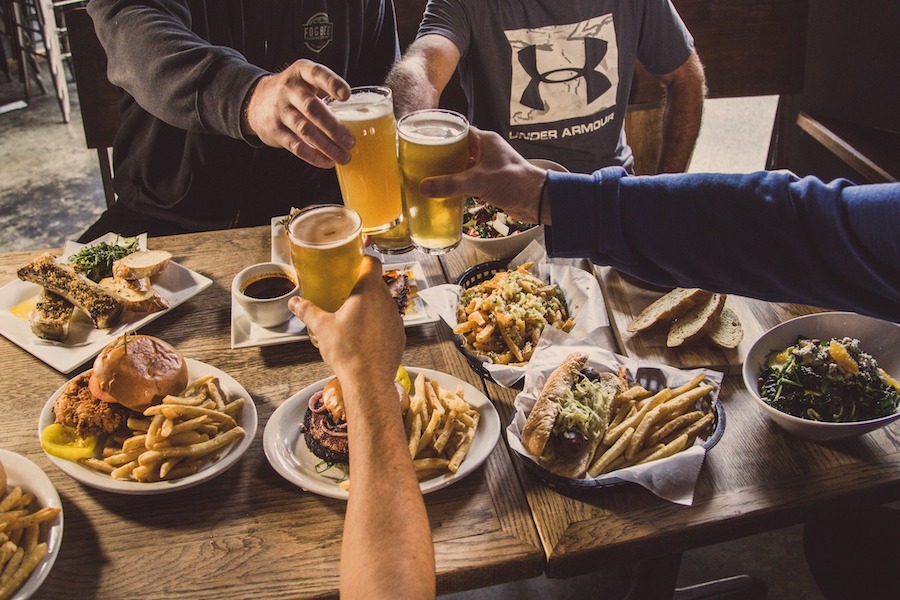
top-left (547, 167), bottom-right (900, 322)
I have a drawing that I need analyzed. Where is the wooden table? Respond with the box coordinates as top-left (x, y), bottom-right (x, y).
top-left (0, 227), bottom-right (544, 599)
top-left (442, 248), bottom-right (900, 582)
top-left (3, 229), bottom-right (899, 598)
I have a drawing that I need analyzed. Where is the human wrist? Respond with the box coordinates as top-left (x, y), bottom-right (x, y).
top-left (240, 75), bottom-right (266, 140)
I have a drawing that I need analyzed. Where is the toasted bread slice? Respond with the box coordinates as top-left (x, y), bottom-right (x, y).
top-left (99, 276), bottom-right (169, 314)
top-left (666, 293), bottom-right (726, 347)
top-left (18, 254), bottom-right (123, 329)
top-left (112, 250), bottom-right (172, 280)
top-left (707, 306), bottom-right (744, 349)
top-left (627, 288), bottom-right (713, 333)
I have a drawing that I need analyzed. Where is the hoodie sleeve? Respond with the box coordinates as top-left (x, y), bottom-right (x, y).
top-left (88, 0), bottom-right (266, 140)
top-left (547, 167), bottom-right (900, 322)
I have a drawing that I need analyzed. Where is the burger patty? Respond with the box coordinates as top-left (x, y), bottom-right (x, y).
top-left (302, 406), bottom-right (349, 465)
top-left (53, 371), bottom-right (134, 438)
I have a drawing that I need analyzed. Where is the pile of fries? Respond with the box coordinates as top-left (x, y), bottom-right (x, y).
top-left (340, 374), bottom-right (481, 491)
top-left (454, 262), bottom-right (574, 365)
top-left (405, 374), bottom-right (481, 480)
top-left (81, 375), bottom-right (247, 482)
top-left (0, 465), bottom-right (60, 600)
top-left (587, 372), bottom-right (716, 477)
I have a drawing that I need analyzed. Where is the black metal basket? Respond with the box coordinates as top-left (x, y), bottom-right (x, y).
top-left (453, 260), bottom-right (527, 389)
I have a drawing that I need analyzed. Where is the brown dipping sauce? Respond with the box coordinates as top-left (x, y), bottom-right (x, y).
top-left (241, 273), bottom-right (297, 299)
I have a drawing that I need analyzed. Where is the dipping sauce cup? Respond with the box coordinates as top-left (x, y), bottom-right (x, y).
top-left (232, 262), bottom-right (299, 328)
top-left (287, 205), bottom-right (364, 347)
top-left (326, 87), bottom-right (403, 235)
top-left (397, 109), bottom-right (469, 254)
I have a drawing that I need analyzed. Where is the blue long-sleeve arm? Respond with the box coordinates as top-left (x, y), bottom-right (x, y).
top-left (546, 167), bottom-right (900, 322)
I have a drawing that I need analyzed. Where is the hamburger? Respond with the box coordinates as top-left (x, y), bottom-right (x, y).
top-left (53, 334), bottom-right (188, 438)
top-left (521, 352), bottom-right (624, 478)
top-left (303, 377), bottom-right (410, 464)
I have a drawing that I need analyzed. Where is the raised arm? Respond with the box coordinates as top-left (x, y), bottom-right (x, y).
top-left (87, 0), bottom-right (354, 166)
top-left (653, 50), bottom-right (705, 173)
top-left (385, 34), bottom-right (460, 117)
top-left (420, 128), bottom-right (900, 322)
top-left (289, 257), bottom-right (435, 600)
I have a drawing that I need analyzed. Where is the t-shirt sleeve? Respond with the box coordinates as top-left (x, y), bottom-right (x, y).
top-left (417, 0), bottom-right (471, 57)
top-left (636, 0), bottom-right (694, 75)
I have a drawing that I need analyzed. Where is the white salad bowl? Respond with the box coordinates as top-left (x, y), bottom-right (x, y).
top-left (459, 158), bottom-right (565, 259)
top-left (742, 312), bottom-right (900, 441)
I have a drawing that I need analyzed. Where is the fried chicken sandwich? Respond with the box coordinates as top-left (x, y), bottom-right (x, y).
top-left (53, 335), bottom-right (188, 438)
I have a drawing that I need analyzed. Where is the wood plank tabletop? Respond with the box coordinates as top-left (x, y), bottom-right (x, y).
top-left (442, 243), bottom-right (900, 580)
top-left (0, 227), bottom-right (544, 599)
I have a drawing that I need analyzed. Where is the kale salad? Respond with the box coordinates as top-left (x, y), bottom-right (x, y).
top-left (758, 337), bottom-right (900, 422)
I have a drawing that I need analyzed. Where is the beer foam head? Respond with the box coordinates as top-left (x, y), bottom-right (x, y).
top-left (398, 110), bottom-right (468, 145)
top-left (330, 90), bottom-right (393, 121)
top-left (289, 205), bottom-right (361, 248)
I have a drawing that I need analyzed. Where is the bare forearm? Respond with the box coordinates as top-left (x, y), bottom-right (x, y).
top-left (657, 55), bottom-right (706, 173)
top-left (340, 380), bottom-right (435, 600)
top-left (385, 58), bottom-right (442, 117)
top-left (385, 36), bottom-right (459, 118)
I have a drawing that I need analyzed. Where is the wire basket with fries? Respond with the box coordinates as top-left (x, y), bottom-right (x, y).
top-left (507, 334), bottom-right (726, 503)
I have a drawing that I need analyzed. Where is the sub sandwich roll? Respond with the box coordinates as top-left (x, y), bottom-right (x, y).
top-left (521, 352), bottom-right (623, 478)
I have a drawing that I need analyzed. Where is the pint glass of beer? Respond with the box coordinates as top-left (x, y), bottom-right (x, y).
top-left (287, 205), bottom-right (364, 346)
top-left (327, 87), bottom-right (403, 235)
top-left (397, 109), bottom-right (469, 254)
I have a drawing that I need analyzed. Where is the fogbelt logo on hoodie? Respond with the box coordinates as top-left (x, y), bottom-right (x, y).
top-left (505, 14), bottom-right (619, 126)
top-left (303, 12), bottom-right (333, 53)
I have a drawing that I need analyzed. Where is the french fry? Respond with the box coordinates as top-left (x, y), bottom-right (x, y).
top-left (78, 457), bottom-right (115, 474)
top-left (637, 433), bottom-right (689, 465)
top-left (0, 547), bottom-right (23, 584)
top-left (137, 426), bottom-right (245, 462)
top-left (0, 543), bottom-right (46, 600)
top-left (407, 413), bottom-right (423, 459)
top-left (647, 410), bottom-right (705, 447)
top-left (589, 427), bottom-right (634, 477)
top-left (664, 412), bottom-right (715, 446)
top-left (0, 542), bottom-right (14, 572)
top-left (7, 508), bottom-right (59, 532)
top-left (660, 384), bottom-right (715, 419)
top-left (0, 489), bottom-right (21, 514)
top-left (416, 410), bottom-right (443, 455)
top-left (145, 414), bottom-right (165, 448)
top-left (110, 460), bottom-right (139, 480)
top-left (414, 458), bottom-right (450, 472)
top-left (670, 372), bottom-right (707, 396)
top-left (604, 388), bottom-right (673, 445)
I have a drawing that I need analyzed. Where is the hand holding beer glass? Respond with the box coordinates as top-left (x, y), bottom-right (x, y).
top-left (397, 109), bottom-right (469, 254)
top-left (287, 205), bottom-right (364, 347)
top-left (326, 87), bottom-right (403, 235)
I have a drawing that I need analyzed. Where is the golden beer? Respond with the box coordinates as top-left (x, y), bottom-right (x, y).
top-left (328, 87), bottom-right (403, 234)
top-left (287, 205), bottom-right (364, 346)
top-left (397, 109), bottom-right (469, 254)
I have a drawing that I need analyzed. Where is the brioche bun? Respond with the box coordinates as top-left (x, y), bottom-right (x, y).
top-left (88, 335), bottom-right (188, 411)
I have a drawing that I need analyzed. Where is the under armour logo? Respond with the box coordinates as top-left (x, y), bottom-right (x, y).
top-left (517, 38), bottom-right (612, 111)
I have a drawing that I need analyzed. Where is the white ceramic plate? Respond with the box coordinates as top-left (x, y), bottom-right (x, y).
top-left (0, 234), bottom-right (213, 373)
top-left (0, 448), bottom-right (63, 600)
top-left (263, 367), bottom-right (501, 500)
top-left (231, 259), bottom-right (438, 349)
top-left (38, 359), bottom-right (257, 494)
